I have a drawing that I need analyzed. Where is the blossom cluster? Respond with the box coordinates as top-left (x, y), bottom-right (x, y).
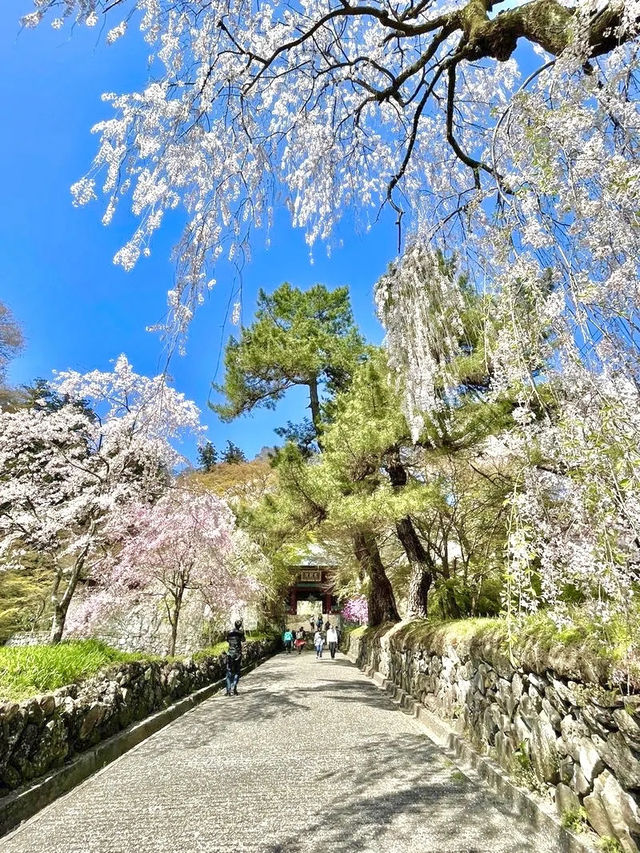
top-left (375, 244), bottom-right (465, 441)
top-left (341, 595), bottom-right (368, 625)
top-left (68, 488), bottom-right (259, 637)
top-left (0, 356), bottom-right (206, 639)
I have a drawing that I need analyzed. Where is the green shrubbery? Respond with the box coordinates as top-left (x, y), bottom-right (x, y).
top-left (0, 568), bottom-right (51, 644)
top-left (0, 640), bottom-right (150, 701)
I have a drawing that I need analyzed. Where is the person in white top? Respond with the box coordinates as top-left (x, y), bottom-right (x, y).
top-left (326, 625), bottom-right (338, 659)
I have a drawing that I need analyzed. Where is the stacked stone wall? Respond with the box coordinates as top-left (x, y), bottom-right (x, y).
top-left (0, 635), bottom-right (278, 796)
top-left (346, 623), bottom-right (640, 852)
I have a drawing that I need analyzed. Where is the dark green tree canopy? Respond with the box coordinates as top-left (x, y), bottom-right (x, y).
top-left (212, 282), bottom-right (366, 432)
top-left (197, 440), bottom-right (218, 472)
top-left (221, 440), bottom-right (247, 464)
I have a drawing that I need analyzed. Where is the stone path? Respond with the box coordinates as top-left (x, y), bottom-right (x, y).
top-left (1, 651), bottom-right (561, 853)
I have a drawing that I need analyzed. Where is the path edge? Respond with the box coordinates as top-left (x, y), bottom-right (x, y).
top-left (0, 654), bottom-right (270, 838)
top-left (346, 651), bottom-right (599, 853)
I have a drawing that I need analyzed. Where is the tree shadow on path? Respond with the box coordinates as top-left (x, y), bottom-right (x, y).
top-left (259, 731), bottom-right (555, 853)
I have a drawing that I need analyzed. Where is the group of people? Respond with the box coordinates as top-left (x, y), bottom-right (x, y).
top-left (282, 625), bottom-right (306, 654)
top-left (224, 612), bottom-right (341, 701)
top-left (282, 617), bottom-right (340, 659)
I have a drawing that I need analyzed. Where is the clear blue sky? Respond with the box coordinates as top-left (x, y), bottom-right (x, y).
top-left (1, 2), bottom-right (400, 462)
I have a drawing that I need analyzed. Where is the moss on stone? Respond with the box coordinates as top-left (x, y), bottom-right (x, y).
top-left (370, 619), bottom-right (509, 674)
top-left (351, 613), bottom-right (639, 689)
top-left (513, 612), bottom-right (631, 686)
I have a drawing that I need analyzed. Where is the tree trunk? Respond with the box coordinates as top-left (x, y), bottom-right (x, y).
top-left (49, 603), bottom-right (67, 645)
top-left (167, 584), bottom-right (185, 657)
top-left (352, 530), bottom-right (400, 627)
top-left (456, 0), bottom-right (632, 63)
top-left (49, 542), bottom-right (90, 645)
top-left (386, 455), bottom-right (433, 620)
top-left (395, 517), bottom-right (433, 620)
top-left (168, 617), bottom-right (178, 658)
top-left (308, 375), bottom-right (321, 435)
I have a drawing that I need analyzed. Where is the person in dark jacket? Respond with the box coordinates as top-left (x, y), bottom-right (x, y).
top-left (226, 619), bottom-right (245, 695)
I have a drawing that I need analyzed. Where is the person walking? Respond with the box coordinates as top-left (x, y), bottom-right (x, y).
top-left (283, 627), bottom-right (293, 654)
top-left (225, 618), bottom-right (245, 695)
top-left (314, 629), bottom-right (324, 659)
top-left (334, 619), bottom-right (341, 646)
top-left (327, 624), bottom-right (338, 659)
top-left (295, 626), bottom-right (306, 654)
top-left (309, 616), bottom-right (315, 633)
top-left (316, 614), bottom-right (323, 632)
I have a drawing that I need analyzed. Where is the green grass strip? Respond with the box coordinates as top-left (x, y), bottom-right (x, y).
top-left (0, 640), bottom-right (149, 702)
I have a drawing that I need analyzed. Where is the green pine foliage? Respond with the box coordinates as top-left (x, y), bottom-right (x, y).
top-left (221, 440), bottom-right (247, 464)
top-left (250, 340), bottom-right (511, 619)
top-left (212, 282), bottom-right (366, 430)
top-left (197, 440), bottom-right (218, 471)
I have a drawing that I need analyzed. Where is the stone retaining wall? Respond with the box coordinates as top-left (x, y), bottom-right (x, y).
top-left (0, 636), bottom-right (278, 796)
top-left (345, 623), bottom-right (640, 853)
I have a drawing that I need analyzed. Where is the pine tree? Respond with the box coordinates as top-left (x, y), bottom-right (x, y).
top-left (197, 441), bottom-right (218, 472)
top-left (212, 282), bottom-right (365, 435)
top-left (221, 441), bottom-right (247, 464)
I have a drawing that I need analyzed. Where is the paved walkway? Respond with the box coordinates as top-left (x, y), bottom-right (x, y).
top-left (1, 652), bottom-right (560, 853)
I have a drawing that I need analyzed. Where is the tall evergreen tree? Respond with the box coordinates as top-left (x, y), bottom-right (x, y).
top-left (221, 441), bottom-right (247, 464)
top-left (214, 282), bottom-right (399, 625)
top-left (197, 441), bottom-right (218, 472)
top-left (213, 283), bottom-right (366, 434)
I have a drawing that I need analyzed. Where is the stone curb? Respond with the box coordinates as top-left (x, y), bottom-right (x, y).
top-left (349, 655), bottom-right (599, 853)
top-left (0, 653), bottom-right (270, 838)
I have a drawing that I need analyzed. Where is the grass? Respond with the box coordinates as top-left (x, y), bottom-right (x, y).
top-left (0, 631), bottom-right (278, 703)
top-left (193, 641), bottom-right (228, 660)
top-left (598, 837), bottom-right (624, 853)
top-left (0, 640), bottom-right (150, 702)
top-left (561, 806), bottom-right (588, 833)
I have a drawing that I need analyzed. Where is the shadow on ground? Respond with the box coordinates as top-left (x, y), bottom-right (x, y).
top-left (260, 730), bottom-right (542, 853)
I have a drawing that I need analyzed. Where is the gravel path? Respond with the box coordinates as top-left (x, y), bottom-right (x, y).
top-left (1, 651), bottom-right (561, 852)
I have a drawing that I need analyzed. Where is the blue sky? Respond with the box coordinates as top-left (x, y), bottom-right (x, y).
top-left (1, 2), bottom-right (399, 462)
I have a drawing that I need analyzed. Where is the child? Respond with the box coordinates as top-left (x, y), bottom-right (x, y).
top-left (283, 628), bottom-right (293, 654)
